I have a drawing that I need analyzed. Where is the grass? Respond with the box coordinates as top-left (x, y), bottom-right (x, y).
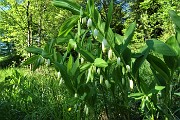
top-left (0, 67), bottom-right (70, 120)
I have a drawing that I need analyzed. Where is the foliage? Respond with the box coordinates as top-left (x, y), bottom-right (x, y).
top-left (0, 0), bottom-right (70, 54)
top-left (24, 0), bottom-right (180, 119)
top-left (125, 0), bottom-right (180, 52)
top-left (0, 68), bottom-right (69, 120)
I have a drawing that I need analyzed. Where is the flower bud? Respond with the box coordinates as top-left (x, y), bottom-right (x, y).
top-left (82, 17), bottom-right (87, 24)
top-left (97, 68), bottom-right (100, 75)
top-left (122, 78), bottom-right (125, 85)
top-left (117, 57), bottom-right (121, 65)
top-left (108, 49), bottom-right (113, 60)
top-left (59, 78), bottom-right (63, 85)
top-left (95, 81), bottom-right (97, 86)
top-left (46, 59), bottom-right (50, 66)
top-left (87, 18), bottom-right (92, 27)
top-left (86, 107), bottom-right (89, 115)
top-left (68, 108), bottom-right (72, 112)
top-left (74, 93), bottom-right (77, 97)
top-left (86, 67), bottom-right (92, 83)
top-left (129, 79), bottom-right (133, 90)
top-left (105, 80), bottom-right (111, 88)
top-left (57, 71), bottom-right (61, 79)
top-left (102, 38), bottom-right (109, 53)
top-left (73, 43), bottom-right (77, 50)
top-left (93, 29), bottom-right (98, 38)
top-left (126, 65), bottom-right (131, 72)
top-left (81, 57), bottom-right (84, 64)
top-left (100, 75), bottom-right (103, 84)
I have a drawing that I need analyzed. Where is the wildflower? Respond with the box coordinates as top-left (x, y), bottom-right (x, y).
top-left (126, 65), bottom-right (131, 72)
top-left (84, 104), bottom-right (89, 115)
top-left (102, 38), bottom-right (109, 53)
top-left (57, 71), bottom-right (61, 79)
top-left (86, 107), bottom-right (89, 115)
top-left (87, 18), bottom-right (92, 27)
top-left (73, 43), bottom-right (77, 50)
top-left (117, 57), bottom-right (121, 65)
top-left (46, 59), bottom-right (50, 66)
top-left (74, 93), bottom-right (77, 97)
top-left (59, 78), bottom-right (63, 85)
top-left (68, 108), bottom-right (72, 112)
top-left (97, 68), bottom-right (100, 75)
top-left (81, 57), bottom-right (84, 64)
top-left (129, 79), bottom-right (133, 90)
top-left (86, 67), bottom-right (92, 83)
top-left (82, 17), bottom-right (87, 24)
top-left (108, 49), bottom-right (113, 60)
top-left (100, 75), bottom-right (103, 84)
top-left (105, 80), bottom-right (111, 88)
top-left (93, 29), bottom-right (98, 38)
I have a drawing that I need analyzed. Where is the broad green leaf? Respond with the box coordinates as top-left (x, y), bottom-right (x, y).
top-left (80, 63), bottom-right (92, 73)
top-left (128, 93), bottom-right (144, 98)
top-left (132, 47), bottom-right (150, 78)
top-left (115, 34), bottom-right (124, 45)
top-left (56, 34), bottom-right (72, 44)
top-left (25, 46), bottom-right (43, 54)
top-left (33, 56), bottom-right (44, 71)
top-left (94, 7), bottom-right (101, 27)
top-left (151, 69), bottom-right (166, 86)
top-left (53, 0), bottom-right (81, 15)
top-left (59, 15), bottom-right (79, 36)
top-left (105, 0), bottom-right (113, 35)
top-left (78, 48), bottom-right (95, 63)
top-left (22, 55), bottom-right (39, 65)
top-left (169, 10), bottom-right (180, 30)
top-left (163, 55), bottom-right (178, 70)
top-left (174, 93), bottom-right (180, 96)
top-left (155, 86), bottom-right (165, 91)
top-left (165, 36), bottom-right (179, 55)
top-left (107, 28), bottom-right (115, 47)
top-left (163, 36), bottom-right (179, 69)
top-left (94, 58), bottom-right (108, 68)
top-left (146, 39), bottom-right (177, 56)
top-left (71, 58), bottom-right (79, 76)
top-left (67, 54), bottom-right (73, 75)
top-left (122, 47), bottom-right (131, 65)
top-left (41, 51), bottom-right (52, 59)
top-left (147, 54), bottom-right (170, 82)
top-left (121, 22), bottom-right (136, 53)
top-left (55, 62), bottom-right (74, 94)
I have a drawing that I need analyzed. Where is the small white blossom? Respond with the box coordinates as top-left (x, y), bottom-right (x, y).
top-left (57, 71), bottom-right (61, 79)
top-left (86, 68), bottom-right (92, 83)
top-left (105, 80), bottom-right (111, 88)
top-left (73, 43), bottom-right (77, 50)
top-left (102, 38), bottom-right (109, 52)
top-left (86, 107), bottom-right (89, 115)
top-left (108, 49), bottom-right (113, 60)
top-left (59, 78), bottom-right (64, 85)
top-left (81, 57), bottom-right (84, 64)
top-left (74, 93), bottom-right (77, 97)
top-left (100, 75), bottom-right (103, 84)
top-left (129, 79), bottom-right (133, 90)
top-left (82, 17), bottom-right (87, 24)
top-left (126, 65), bottom-right (131, 72)
top-left (117, 57), bottom-right (121, 65)
top-left (97, 68), bottom-right (100, 75)
top-left (87, 18), bottom-right (92, 27)
top-left (46, 59), bottom-right (50, 66)
top-left (93, 29), bottom-right (98, 38)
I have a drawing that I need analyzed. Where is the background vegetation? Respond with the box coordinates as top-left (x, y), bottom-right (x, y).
top-left (0, 0), bottom-right (179, 120)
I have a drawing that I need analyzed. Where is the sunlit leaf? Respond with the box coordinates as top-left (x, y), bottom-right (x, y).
top-left (94, 58), bottom-right (108, 68)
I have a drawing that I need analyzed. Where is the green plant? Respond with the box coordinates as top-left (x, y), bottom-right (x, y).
top-left (24, 0), bottom-right (180, 119)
